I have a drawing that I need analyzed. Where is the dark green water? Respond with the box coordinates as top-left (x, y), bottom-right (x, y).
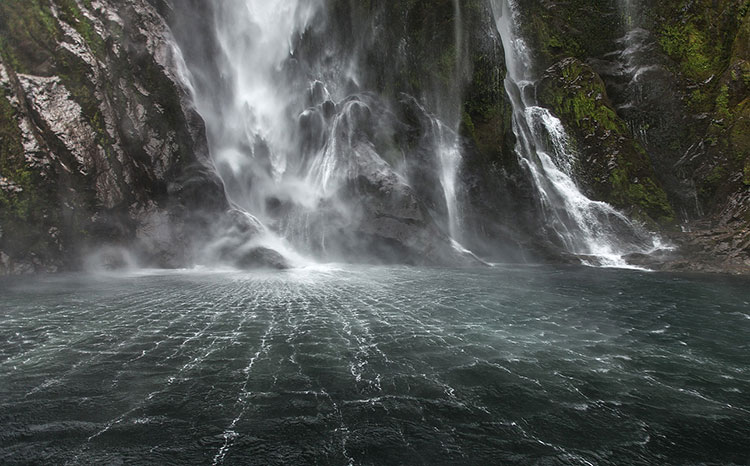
top-left (0, 265), bottom-right (748, 465)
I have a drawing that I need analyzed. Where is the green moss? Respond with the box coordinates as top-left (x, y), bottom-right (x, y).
top-left (435, 44), bottom-right (457, 85)
top-left (729, 98), bottom-right (750, 159)
top-left (707, 165), bottom-right (728, 186)
top-left (461, 40), bottom-right (513, 168)
top-left (610, 165), bottom-right (675, 224)
top-left (54, 50), bottom-right (113, 156)
top-left (537, 58), bottom-right (675, 224)
top-left (540, 59), bottom-right (627, 136)
top-left (512, 0), bottom-right (621, 69)
top-left (0, 0), bottom-right (107, 141)
top-left (715, 84), bottom-right (731, 118)
top-left (659, 23), bottom-right (717, 81)
top-left (0, 0), bottom-right (62, 74)
top-left (0, 93), bottom-right (25, 183)
top-left (527, 13), bottom-right (583, 60)
top-left (688, 88), bottom-right (712, 111)
top-left (0, 91), bottom-right (58, 256)
top-left (0, 0), bottom-right (111, 259)
top-left (461, 111), bottom-right (476, 140)
top-left (56, 0), bottom-right (106, 58)
top-left (0, 36), bottom-right (21, 72)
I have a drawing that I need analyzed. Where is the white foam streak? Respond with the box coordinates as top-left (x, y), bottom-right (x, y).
top-left (435, 122), bottom-right (464, 241)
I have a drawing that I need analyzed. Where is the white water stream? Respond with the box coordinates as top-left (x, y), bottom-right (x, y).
top-left (196, 0), bottom-right (322, 217)
top-left (181, 0), bottom-right (471, 260)
top-left (490, 0), bottom-right (664, 267)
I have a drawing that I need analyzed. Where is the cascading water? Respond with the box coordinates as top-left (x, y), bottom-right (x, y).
top-left (173, 0), bottom-right (475, 265)
top-left (175, 0), bottom-right (326, 266)
top-left (440, 0), bottom-right (466, 244)
top-left (435, 122), bottom-right (464, 243)
top-left (490, 0), bottom-right (663, 267)
top-left (615, 0), bottom-right (656, 144)
top-left (431, 0), bottom-right (468, 246)
top-left (619, 0), bottom-right (638, 30)
top-left (198, 1), bottom-right (320, 212)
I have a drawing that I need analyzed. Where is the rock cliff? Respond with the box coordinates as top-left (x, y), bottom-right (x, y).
top-left (515, 0), bottom-right (749, 272)
top-left (0, 0), bottom-right (748, 273)
top-left (0, 0), bottom-right (232, 273)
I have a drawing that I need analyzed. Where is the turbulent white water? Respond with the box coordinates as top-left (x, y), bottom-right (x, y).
top-left (179, 0), bottom-right (471, 261)
top-left (194, 0), bottom-right (321, 217)
top-left (490, 0), bottom-right (664, 267)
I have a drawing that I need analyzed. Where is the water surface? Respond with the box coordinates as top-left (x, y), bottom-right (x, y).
top-left (1, 265), bottom-right (748, 465)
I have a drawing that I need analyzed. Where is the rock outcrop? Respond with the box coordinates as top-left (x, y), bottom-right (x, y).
top-left (0, 0), bottom-right (236, 273)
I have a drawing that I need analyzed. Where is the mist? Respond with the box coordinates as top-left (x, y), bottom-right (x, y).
top-left (157, 0), bottom-right (491, 269)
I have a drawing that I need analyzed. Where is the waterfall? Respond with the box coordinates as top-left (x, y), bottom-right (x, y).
top-left (490, 0), bottom-right (663, 267)
top-left (615, 0), bottom-right (654, 143)
top-left (435, 0), bottom-right (467, 245)
top-left (619, 0), bottom-right (639, 30)
top-left (436, 121), bottom-right (463, 242)
top-left (192, 0), bottom-right (322, 219)
top-left (171, 0), bottom-right (475, 265)
top-left (614, 0), bottom-right (703, 224)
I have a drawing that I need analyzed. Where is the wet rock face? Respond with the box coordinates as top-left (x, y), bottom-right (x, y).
top-left (18, 73), bottom-right (123, 209)
top-left (0, 0), bottom-right (228, 273)
top-left (277, 94), bottom-right (481, 266)
top-left (330, 143), bottom-right (476, 266)
top-left (235, 248), bottom-right (290, 270)
top-left (536, 57), bottom-right (674, 226)
top-left (515, 0), bottom-right (749, 268)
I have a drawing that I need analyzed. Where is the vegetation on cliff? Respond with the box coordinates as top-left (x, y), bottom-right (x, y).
top-left (537, 58), bottom-right (674, 225)
top-left (0, 0), bottom-right (225, 273)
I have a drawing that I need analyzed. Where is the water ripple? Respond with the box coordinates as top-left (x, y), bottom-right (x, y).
top-left (0, 265), bottom-right (748, 464)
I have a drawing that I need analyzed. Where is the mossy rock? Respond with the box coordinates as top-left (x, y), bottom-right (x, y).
top-left (514, 0), bottom-right (623, 70)
top-left (649, 0), bottom-right (746, 83)
top-left (537, 57), bottom-right (675, 225)
top-left (0, 1), bottom-right (230, 272)
top-left (0, 85), bottom-right (60, 262)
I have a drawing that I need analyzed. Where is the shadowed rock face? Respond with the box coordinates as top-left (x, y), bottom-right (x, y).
top-left (309, 141), bottom-right (480, 266)
top-left (0, 0), bottom-right (236, 273)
